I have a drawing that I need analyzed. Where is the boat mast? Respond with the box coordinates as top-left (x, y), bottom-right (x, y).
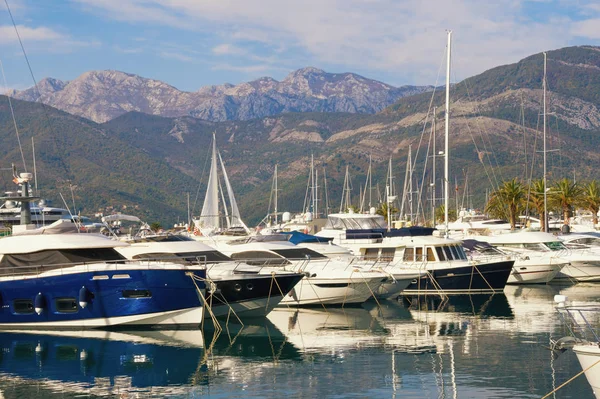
top-left (444, 30), bottom-right (452, 237)
top-left (431, 107), bottom-right (436, 226)
top-left (387, 157), bottom-right (395, 231)
top-left (543, 52), bottom-right (548, 233)
top-left (274, 164), bottom-right (278, 224)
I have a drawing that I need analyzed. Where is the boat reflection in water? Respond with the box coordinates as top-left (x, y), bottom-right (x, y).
top-left (0, 318), bottom-right (300, 398)
top-left (0, 329), bottom-right (206, 397)
top-left (266, 306), bottom-right (388, 354)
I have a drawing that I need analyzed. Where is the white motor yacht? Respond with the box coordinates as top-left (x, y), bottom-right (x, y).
top-left (315, 213), bottom-right (514, 294)
top-left (554, 233), bottom-right (600, 282)
top-left (474, 231), bottom-right (568, 284)
top-left (210, 239), bottom-right (389, 306)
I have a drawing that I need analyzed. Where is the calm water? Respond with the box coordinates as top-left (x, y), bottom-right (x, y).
top-left (0, 284), bottom-right (598, 398)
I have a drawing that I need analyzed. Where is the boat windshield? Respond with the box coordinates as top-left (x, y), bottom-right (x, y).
top-left (544, 241), bottom-right (567, 251)
top-left (271, 248), bottom-right (326, 260)
top-left (324, 216), bottom-right (386, 230)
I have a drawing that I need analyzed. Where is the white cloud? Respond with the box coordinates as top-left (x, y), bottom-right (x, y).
top-left (571, 18), bottom-right (600, 39)
top-left (158, 51), bottom-right (195, 62)
top-left (211, 63), bottom-right (288, 75)
top-left (0, 25), bottom-right (64, 44)
top-left (71, 0), bottom-right (600, 84)
top-left (0, 24), bottom-right (100, 53)
top-left (212, 44), bottom-right (247, 56)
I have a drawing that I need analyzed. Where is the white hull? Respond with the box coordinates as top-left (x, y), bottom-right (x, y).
top-left (279, 276), bottom-right (383, 306)
top-left (574, 344), bottom-right (600, 399)
top-left (507, 261), bottom-right (564, 284)
top-left (375, 273), bottom-right (421, 299)
top-left (554, 261), bottom-right (600, 282)
top-left (0, 306), bottom-right (205, 329)
top-left (208, 295), bottom-right (283, 318)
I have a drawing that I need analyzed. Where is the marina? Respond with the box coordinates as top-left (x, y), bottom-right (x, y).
top-left (1, 1), bottom-right (600, 397)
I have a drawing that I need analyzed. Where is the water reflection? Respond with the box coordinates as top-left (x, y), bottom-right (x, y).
top-left (0, 286), bottom-right (599, 398)
top-left (0, 329), bottom-right (206, 398)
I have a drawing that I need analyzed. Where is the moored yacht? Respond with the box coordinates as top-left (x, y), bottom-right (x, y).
top-left (555, 233), bottom-right (600, 282)
top-left (0, 173), bottom-right (207, 329)
top-left (316, 213), bottom-right (514, 295)
top-left (102, 214), bottom-right (304, 318)
top-left (474, 231), bottom-right (568, 284)
top-left (210, 238), bottom-right (390, 306)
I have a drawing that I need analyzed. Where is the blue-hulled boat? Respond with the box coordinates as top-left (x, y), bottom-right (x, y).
top-left (0, 173), bottom-right (206, 328)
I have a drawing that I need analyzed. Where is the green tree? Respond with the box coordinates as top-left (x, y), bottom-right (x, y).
top-left (150, 222), bottom-right (162, 232)
top-left (525, 179), bottom-right (547, 232)
top-left (434, 205), bottom-right (457, 224)
top-left (376, 202), bottom-right (398, 224)
top-left (486, 178), bottom-right (526, 230)
top-left (580, 180), bottom-right (600, 226)
top-left (550, 178), bottom-right (583, 225)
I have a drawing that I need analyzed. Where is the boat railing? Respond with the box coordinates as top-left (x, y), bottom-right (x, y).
top-left (555, 295), bottom-right (600, 343)
top-left (0, 257), bottom-right (208, 280)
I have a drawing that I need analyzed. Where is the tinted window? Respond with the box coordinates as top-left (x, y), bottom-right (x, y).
top-left (55, 298), bottom-right (78, 313)
top-left (435, 247), bottom-right (445, 261)
top-left (13, 299), bottom-right (34, 314)
top-left (272, 248), bottom-right (326, 260)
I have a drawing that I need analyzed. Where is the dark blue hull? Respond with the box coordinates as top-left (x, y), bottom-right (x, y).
top-left (403, 260), bottom-right (514, 294)
top-left (209, 273), bottom-right (304, 318)
top-left (0, 268), bottom-right (206, 328)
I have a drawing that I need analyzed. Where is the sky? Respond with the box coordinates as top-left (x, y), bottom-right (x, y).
top-left (0, 0), bottom-right (599, 92)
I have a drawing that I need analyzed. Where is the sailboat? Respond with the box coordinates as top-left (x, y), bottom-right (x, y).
top-left (193, 133), bottom-right (250, 238)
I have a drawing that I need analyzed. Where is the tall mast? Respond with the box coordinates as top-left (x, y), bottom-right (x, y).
top-left (543, 52), bottom-right (548, 233)
top-left (274, 164), bottom-right (278, 224)
top-left (432, 107), bottom-right (436, 226)
top-left (444, 30), bottom-right (452, 237)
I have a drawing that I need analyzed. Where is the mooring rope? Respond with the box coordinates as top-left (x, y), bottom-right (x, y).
top-left (540, 356), bottom-right (600, 399)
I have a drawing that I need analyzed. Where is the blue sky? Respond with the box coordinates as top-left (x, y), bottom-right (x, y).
top-left (1, 0), bottom-right (599, 92)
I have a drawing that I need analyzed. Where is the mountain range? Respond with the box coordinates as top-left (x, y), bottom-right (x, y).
top-left (2, 45), bottom-right (600, 226)
top-left (10, 68), bottom-right (432, 123)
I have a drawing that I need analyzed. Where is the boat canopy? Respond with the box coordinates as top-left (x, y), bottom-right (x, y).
top-left (102, 214), bottom-right (141, 223)
top-left (287, 231), bottom-right (332, 245)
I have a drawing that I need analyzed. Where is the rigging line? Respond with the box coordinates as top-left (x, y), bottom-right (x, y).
top-left (453, 46), bottom-right (504, 187)
top-left (451, 97), bottom-right (497, 193)
top-left (416, 116), bottom-right (434, 223)
top-left (4, 0), bottom-right (71, 184)
top-left (524, 89), bottom-right (544, 217)
top-left (410, 43), bottom-right (447, 185)
top-left (0, 59), bottom-right (27, 172)
top-left (457, 73), bottom-right (503, 190)
top-left (408, 45), bottom-right (447, 221)
top-left (545, 80), bottom-right (564, 175)
top-left (519, 90), bottom-right (529, 180)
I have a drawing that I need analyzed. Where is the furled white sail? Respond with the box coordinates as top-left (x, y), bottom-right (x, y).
top-left (199, 134), bottom-right (220, 229)
top-left (218, 151), bottom-right (249, 232)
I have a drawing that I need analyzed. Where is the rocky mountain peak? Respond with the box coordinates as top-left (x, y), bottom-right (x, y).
top-left (10, 67), bottom-right (432, 122)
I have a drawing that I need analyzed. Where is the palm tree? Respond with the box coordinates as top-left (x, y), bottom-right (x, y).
top-left (525, 179), bottom-right (546, 232)
top-left (581, 180), bottom-right (600, 226)
top-left (434, 205), bottom-right (457, 224)
top-left (376, 202), bottom-right (398, 224)
top-left (550, 178), bottom-right (583, 225)
top-left (486, 178), bottom-right (525, 230)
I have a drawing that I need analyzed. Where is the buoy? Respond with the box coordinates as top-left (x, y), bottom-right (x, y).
top-left (34, 293), bottom-right (45, 315)
top-left (79, 286), bottom-right (91, 309)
